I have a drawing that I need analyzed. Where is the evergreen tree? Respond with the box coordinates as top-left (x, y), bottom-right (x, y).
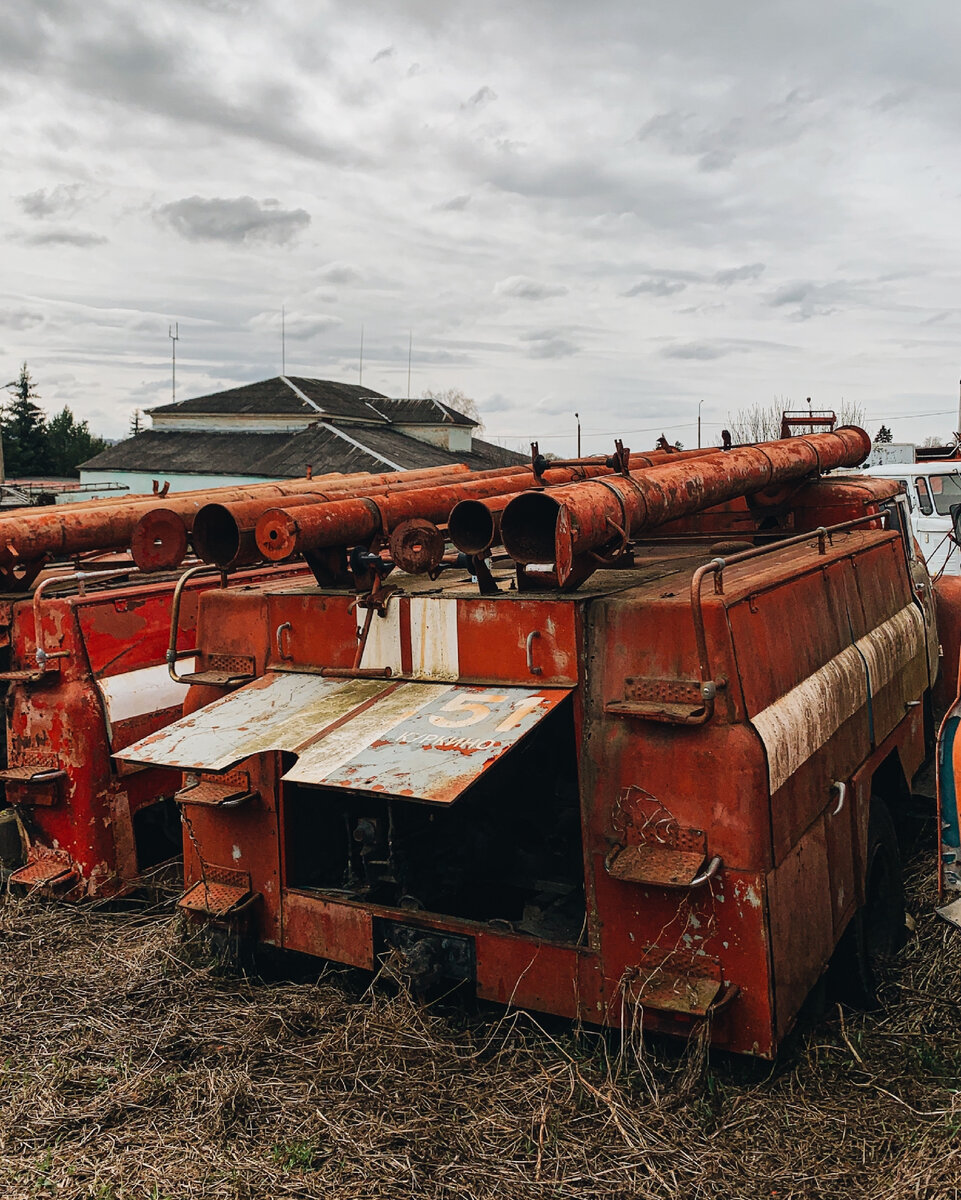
top-left (46, 407), bottom-right (107, 476)
top-left (129, 409), bottom-right (144, 436)
top-left (2, 363), bottom-right (47, 476)
top-left (1, 364), bottom-right (108, 478)
top-left (874, 424), bottom-right (894, 444)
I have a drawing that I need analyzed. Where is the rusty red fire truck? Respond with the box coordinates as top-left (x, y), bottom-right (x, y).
top-left (105, 425), bottom-right (945, 1057)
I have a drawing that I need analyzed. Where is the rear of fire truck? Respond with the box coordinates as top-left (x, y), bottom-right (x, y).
top-left (117, 435), bottom-right (939, 1057)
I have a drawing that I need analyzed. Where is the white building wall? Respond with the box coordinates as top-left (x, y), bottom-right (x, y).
top-left (390, 424), bottom-right (472, 452)
top-left (150, 414), bottom-right (313, 433)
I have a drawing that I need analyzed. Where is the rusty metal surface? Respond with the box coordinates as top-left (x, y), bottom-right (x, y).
top-left (11, 422), bottom-right (931, 1060)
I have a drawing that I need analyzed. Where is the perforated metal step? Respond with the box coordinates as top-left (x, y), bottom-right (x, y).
top-left (9, 852), bottom-right (77, 890)
top-left (177, 865), bottom-right (256, 918)
top-left (607, 844), bottom-right (709, 888)
top-left (175, 771), bottom-right (256, 808)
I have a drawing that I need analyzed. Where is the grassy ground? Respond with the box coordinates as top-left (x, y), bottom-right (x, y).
top-left (0, 854), bottom-right (959, 1200)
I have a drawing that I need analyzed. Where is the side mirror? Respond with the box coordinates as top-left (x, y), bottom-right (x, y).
top-left (951, 503), bottom-right (961, 543)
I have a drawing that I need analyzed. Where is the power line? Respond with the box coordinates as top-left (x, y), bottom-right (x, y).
top-left (483, 408), bottom-right (959, 443)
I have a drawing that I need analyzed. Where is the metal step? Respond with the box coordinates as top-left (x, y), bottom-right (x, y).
top-left (178, 865), bottom-right (256, 918)
top-left (176, 669), bottom-right (255, 687)
top-left (9, 852), bottom-right (78, 890)
top-left (607, 843), bottom-right (718, 889)
top-left (175, 771), bottom-right (257, 808)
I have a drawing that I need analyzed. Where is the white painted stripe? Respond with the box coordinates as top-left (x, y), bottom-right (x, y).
top-left (280, 375), bottom-right (324, 413)
top-left (855, 604), bottom-right (924, 696)
top-left (357, 603), bottom-right (405, 674)
top-left (752, 605), bottom-right (924, 794)
top-left (409, 597), bottom-right (460, 681)
top-left (318, 421), bottom-right (406, 472)
top-left (356, 597), bottom-right (462, 680)
top-left (97, 659), bottom-right (195, 724)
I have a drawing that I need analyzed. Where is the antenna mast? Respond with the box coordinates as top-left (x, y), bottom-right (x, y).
top-left (282, 306), bottom-right (286, 375)
top-left (407, 330), bottom-right (412, 400)
top-left (168, 322), bottom-right (179, 403)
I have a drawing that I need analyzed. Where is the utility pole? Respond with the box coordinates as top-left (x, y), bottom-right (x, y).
top-left (168, 322), bottom-right (179, 404)
top-left (698, 398), bottom-right (704, 448)
top-left (359, 325), bottom-right (364, 386)
top-left (282, 306), bottom-right (286, 376)
top-left (407, 330), bottom-right (412, 400)
top-left (575, 412), bottom-right (581, 457)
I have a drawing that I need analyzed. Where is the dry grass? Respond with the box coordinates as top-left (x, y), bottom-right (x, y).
top-left (1, 854), bottom-right (959, 1200)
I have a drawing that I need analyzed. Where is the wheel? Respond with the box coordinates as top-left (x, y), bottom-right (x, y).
top-left (829, 797), bottom-right (906, 1009)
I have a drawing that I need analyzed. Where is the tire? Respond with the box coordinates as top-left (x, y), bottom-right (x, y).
top-left (829, 796), bottom-right (906, 1009)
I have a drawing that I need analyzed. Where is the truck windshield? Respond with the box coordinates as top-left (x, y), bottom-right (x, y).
top-left (927, 473), bottom-right (961, 515)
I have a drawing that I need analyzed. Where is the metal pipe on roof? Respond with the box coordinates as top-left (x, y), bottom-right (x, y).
top-left (192, 465), bottom-right (475, 567)
top-left (251, 453), bottom-right (693, 563)
top-left (128, 465), bottom-right (472, 570)
top-left (499, 427), bottom-right (872, 585)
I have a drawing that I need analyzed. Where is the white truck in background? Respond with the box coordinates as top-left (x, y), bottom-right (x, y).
top-left (858, 462), bottom-right (961, 577)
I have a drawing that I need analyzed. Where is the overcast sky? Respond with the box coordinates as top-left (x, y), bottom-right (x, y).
top-left (3, 0), bottom-right (961, 452)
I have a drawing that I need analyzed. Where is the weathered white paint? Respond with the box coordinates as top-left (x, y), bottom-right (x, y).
top-left (409, 597), bottom-right (460, 681)
top-left (116, 672), bottom-right (390, 771)
top-left (356, 597), bottom-right (460, 680)
top-left (357, 604), bottom-right (405, 674)
top-left (752, 605), bottom-right (924, 794)
top-left (97, 659), bottom-right (195, 726)
top-left (285, 681), bottom-right (452, 785)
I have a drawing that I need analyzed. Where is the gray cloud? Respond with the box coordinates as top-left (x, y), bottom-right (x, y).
top-left (156, 196), bottom-right (310, 245)
top-left (0, 309), bottom-right (45, 330)
top-left (250, 310), bottom-right (340, 340)
top-left (18, 184), bottom-right (86, 219)
top-left (435, 194), bottom-right (471, 212)
top-left (0, 7), bottom-right (361, 167)
top-left (372, 45), bottom-right (395, 63)
top-left (464, 85), bottom-right (497, 109)
top-left (768, 279), bottom-right (851, 319)
top-left (522, 329), bottom-right (579, 358)
top-left (316, 262), bottom-right (363, 285)
top-left (624, 277), bottom-right (687, 298)
top-left (714, 262), bottom-right (766, 286)
top-left (22, 229), bottom-right (107, 247)
top-left (495, 276), bottom-right (568, 301)
top-left (661, 341), bottom-right (732, 361)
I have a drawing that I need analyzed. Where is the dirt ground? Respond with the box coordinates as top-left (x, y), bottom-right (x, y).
top-left (1, 852), bottom-right (959, 1200)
